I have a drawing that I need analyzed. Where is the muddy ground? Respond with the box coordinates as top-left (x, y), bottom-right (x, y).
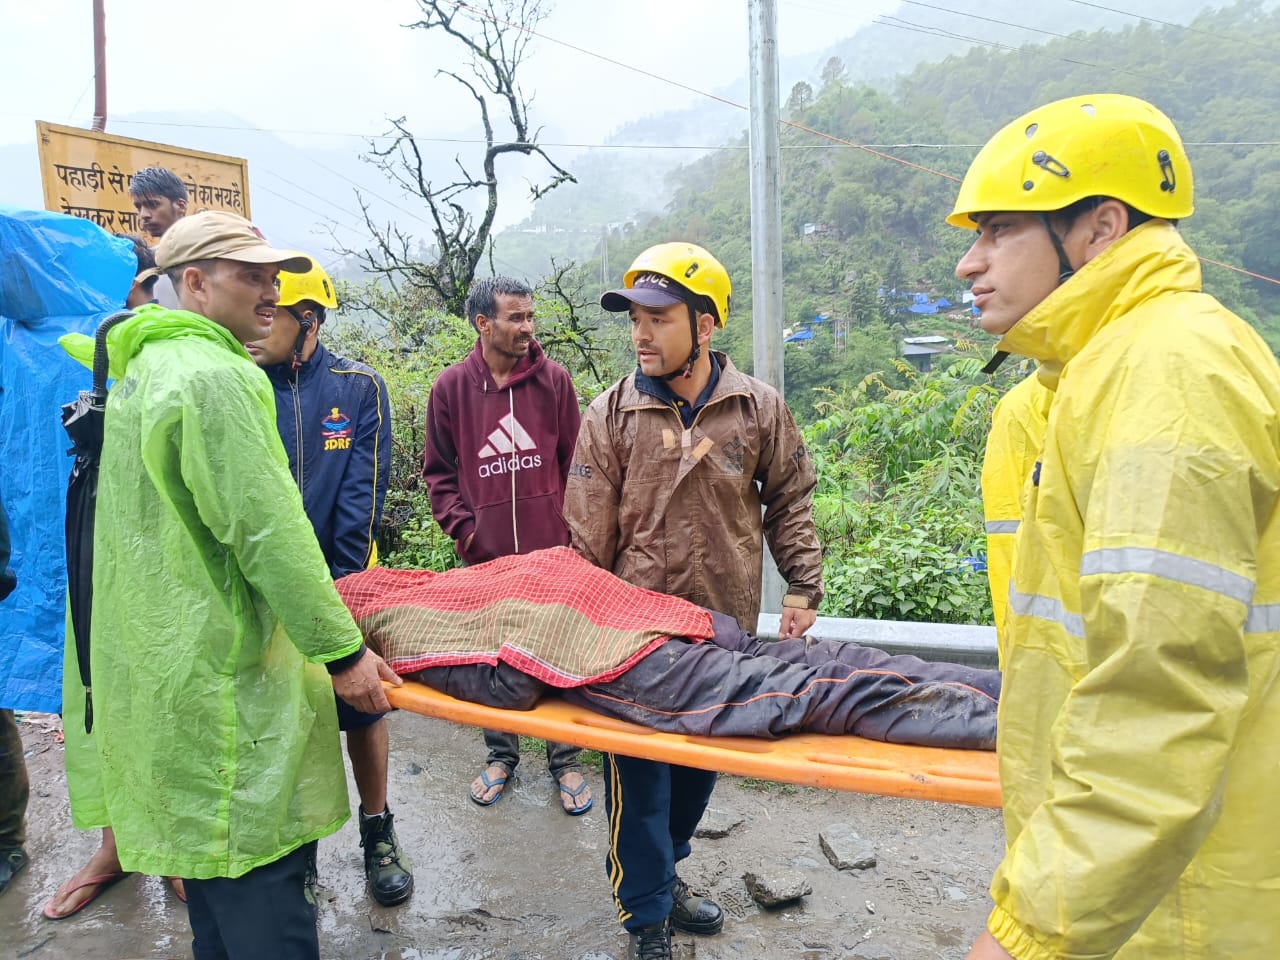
top-left (2, 710), bottom-right (1003, 960)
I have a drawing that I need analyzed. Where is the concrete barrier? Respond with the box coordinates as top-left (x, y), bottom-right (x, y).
top-left (755, 613), bottom-right (998, 669)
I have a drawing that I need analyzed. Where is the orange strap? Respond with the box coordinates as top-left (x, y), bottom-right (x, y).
top-left (386, 681), bottom-right (1000, 808)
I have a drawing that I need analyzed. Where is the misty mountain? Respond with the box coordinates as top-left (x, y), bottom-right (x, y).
top-left (491, 0), bottom-right (1265, 278)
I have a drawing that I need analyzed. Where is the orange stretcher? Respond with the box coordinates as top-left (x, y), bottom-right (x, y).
top-left (387, 681), bottom-right (1001, 808)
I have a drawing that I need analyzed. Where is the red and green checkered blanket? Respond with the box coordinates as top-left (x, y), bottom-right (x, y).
top-left (335, 546), bottom-right (714, 687)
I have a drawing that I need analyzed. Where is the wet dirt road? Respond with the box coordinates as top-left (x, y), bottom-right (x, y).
top-left (3, 710), bottom-right (1003, 959)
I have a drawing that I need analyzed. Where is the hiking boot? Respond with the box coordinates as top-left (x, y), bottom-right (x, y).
top-left (0, 848), bottom-right (28, 897)
top-left (669, 874), bottom-right (723, 935)
top-left (629, 919), bottom-right (672, 960)
top-left (359, 806), bottom-right (414, 907)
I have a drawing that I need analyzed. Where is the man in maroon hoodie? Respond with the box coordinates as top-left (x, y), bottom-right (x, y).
top-left (422, 277), bottom-right (591, 814)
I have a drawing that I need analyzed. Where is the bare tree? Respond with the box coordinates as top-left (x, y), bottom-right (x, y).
top-left (535, 258), bottom-right (616, 386)
top-left (348, 0), bottom-right (575, 318)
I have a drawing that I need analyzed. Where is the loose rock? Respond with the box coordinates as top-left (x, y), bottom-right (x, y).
top-left (742, 867), bottom-right (813, 907)
top-left (819, 823), bottom-right (877, 871)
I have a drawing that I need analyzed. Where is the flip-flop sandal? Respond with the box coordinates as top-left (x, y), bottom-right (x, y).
top-left (42, 871), bottom-right (129, 920)
top-left (558, 776), bottom-right (594, 816)
top-left (469, 767), bottom-right (509, 806)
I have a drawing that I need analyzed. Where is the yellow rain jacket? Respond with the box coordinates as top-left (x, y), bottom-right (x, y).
top-left (981, 372), bottom-right (1052, 653)
top-left (986, 220), bottom-right (1280, 959)
top-left (87, 306), bottom-right (364, 880)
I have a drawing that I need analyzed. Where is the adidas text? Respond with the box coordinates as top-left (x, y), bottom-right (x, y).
top-left (479, 453), bottom-right (543, 478)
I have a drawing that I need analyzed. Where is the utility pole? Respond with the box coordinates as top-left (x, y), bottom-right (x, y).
top-left (747, 0), bottom-right (786, 617)
top-left (91, 0), bottom-right (107, 131)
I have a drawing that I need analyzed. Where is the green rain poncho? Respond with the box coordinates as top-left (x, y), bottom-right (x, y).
top-left (83, 305), bottom-right (364, 880)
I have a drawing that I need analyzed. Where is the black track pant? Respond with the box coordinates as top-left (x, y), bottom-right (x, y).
top-left (413, 610), bottom-right (1000, 750)
top-left (184, 842), bottom-right (318, 960)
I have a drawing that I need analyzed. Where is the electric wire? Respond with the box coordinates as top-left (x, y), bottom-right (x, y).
top-left (871, 13), bottom-right (1190, 86)
top-left (1061, 0), bottom-right (1280, 54)
top-left (12, 113), bottom-right (1279, 152)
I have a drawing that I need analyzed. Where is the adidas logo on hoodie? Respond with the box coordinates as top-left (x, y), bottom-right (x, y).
top-left (477, 413), bottom-right (543, 478)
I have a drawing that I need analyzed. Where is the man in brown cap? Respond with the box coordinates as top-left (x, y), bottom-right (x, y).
top-left (67, 210), bottom-right (399, 960)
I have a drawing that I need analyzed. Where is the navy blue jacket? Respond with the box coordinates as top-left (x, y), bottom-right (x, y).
top-left (262, 341), bottom-right (393, 579)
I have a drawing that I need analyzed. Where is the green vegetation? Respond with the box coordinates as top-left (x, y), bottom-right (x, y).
top-left (806, 355), bottom-right (1014, 624)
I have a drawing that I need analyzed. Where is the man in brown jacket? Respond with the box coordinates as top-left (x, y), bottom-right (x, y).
top-left (563, 242), bottom-right (824, 959)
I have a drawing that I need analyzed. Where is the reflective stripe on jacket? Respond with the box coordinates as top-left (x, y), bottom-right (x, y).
top-left (987, 222), bottom-right (1280, 960)
top-left (564, 351), bottom-right (823, 631)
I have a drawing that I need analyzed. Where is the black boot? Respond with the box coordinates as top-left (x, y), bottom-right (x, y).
top-left (669, 875), bottom-right (724, 934)
top-left (630, 919), bottom-right (672, 960)
top-left (358, 806), bottom-right (414, 906)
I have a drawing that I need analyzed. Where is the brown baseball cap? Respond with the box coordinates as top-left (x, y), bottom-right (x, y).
top-left (143, 210), bottom-right (312, 280)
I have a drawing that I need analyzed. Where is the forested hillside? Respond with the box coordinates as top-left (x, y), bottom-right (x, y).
top-left (568, 0), bottom-right (1280, 422)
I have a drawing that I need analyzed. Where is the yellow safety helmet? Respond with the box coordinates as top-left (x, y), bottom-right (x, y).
top-left (947, 94), bottom-right (1194, 229)
top-left (601, 242), bottom-right (732, 328)
top-left (277, 262), bottom-right (339, 309)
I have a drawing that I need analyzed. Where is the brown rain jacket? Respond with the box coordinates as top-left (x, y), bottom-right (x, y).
top-left (564, 351), bottom-right (823, 631)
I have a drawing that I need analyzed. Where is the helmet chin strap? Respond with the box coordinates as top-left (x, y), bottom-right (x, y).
top-left (285, 306), bottom-right (313, 371)
top-left (661, 302), bottom-right (702, 381)
top-left (1038, 212), bottom-right (1079, 285)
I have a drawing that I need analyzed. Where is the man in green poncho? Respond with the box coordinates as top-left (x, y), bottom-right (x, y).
top-left (89, 211), bottom-right (400, 960)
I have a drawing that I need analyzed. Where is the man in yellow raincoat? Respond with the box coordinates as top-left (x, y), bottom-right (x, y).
top-left (89, 211), bottom-right (400, 960)
top-left (952, 95), bottom-right (1280, 960)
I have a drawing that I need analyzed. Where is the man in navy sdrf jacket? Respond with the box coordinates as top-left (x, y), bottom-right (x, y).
top-left (247, 263), bottom-right (412, 908)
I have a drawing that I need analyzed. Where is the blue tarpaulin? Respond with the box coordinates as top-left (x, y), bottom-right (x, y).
top-left (784, 328), bottom-right (815, 342)
top-left (0, 207), bottom-right (134, 711)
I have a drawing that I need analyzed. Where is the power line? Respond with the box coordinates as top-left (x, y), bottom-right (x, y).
top-left (257, 167), bottom-right (368, 226)
top-left (871, 13), bottom-right (1189, 86)
top-left (1061, 0), bottom-right (1280, 54)
top-left (898, 0), bottom-right (1085, 43)
top-left (62, 115), bottom-right (723, 149)
top-left (1200, 257), bottom-right (1280, 288)
top-left (251, 182), bottom-right (347, 245)
top-left (20, 113), bottom-right (1280, 153)
top-left (64, 75), bottom-right (95, 125)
